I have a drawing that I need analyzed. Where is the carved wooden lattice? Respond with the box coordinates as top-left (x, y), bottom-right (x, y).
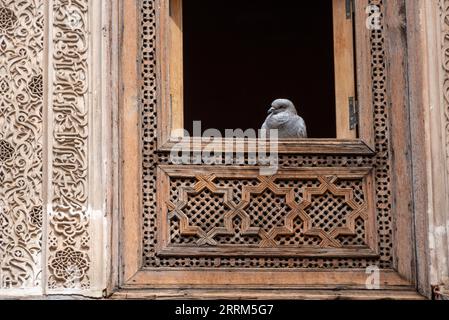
top-left (141, 0), bottom-right (392, 269)
top-left (441, 0), bottom-right (449, 183)
top-left (158, 168), bottom-right (376, 258)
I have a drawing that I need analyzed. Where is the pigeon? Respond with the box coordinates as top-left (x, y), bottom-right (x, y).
top-left (262, 99), bottom-right (308, 138)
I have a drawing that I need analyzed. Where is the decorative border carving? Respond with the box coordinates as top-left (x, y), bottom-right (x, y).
top-left (138, 0), bottom-right (392, 271)
top-left (441, 0), bottom-right (449, 181)
top-left (0, 0), bottom-right (44, 290)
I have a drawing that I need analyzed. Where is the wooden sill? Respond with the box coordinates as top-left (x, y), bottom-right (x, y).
top-left (158, 138), bottom-right (375, 155)
top-left (110, 288), bottom-right (425, 300)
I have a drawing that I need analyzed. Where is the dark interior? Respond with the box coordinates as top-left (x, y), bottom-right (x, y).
top-left (183, 0), bottom-right (336, 138)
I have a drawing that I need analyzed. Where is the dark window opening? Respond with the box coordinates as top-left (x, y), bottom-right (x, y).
top-left (183, 0), bottom-right (337, 138)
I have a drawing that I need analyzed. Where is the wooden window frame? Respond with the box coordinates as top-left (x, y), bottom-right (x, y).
top-left (157, 0), bottom-right (375, 155)
top-left (117, 0), bottom-right (424, 299)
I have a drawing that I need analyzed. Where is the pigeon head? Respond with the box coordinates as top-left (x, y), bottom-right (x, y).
top-left (268, 99), bottom-right (298, 116)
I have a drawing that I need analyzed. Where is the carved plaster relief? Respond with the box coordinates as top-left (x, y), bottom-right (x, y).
top-left (0, 0), bottom-right (44, 290)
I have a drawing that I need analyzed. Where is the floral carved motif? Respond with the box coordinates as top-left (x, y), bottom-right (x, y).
top-left (0, 0), bottom-right (44, 289)
top-left (49, 247), bottom-right (89, 283)
top-left (0, 140), bottom-right (14, 162)
top-left (28, 74), bottom-right (43, 98)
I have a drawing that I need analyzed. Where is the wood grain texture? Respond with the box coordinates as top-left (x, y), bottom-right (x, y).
top-left (384, 0), bottom-right (416, 285)
top-left (333, 0), bottom-right (357, 139)
top-left (120, 0), bottom-right (142, 283)
top-left (404, 0), bottom-right (431, 298)
top-left (107, 0), bottom-right (121, 296)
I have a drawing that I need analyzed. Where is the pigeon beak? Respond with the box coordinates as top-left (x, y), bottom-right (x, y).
top-left (268, 107), bottom-right (275, 114)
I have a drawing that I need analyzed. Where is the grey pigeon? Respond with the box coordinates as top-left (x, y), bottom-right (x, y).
top-left (262, 99), bottom-right (307, 138)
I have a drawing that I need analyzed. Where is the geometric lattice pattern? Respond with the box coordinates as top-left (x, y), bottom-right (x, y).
top-left (47, 0), bottom-right (90, 290)
top-left (302, 176), bottom-right (368, 248)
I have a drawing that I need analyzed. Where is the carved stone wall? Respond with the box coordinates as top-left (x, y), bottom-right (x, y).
top-left (0, 0), bottom-right (44, 291)
top-left (159, 168), bottom-right (376, 258)
top-left (140, 0), bottom-right (389, 272)
top-left (441, 1), bottom-right (449, 205)
top-left (47, 0), bottom-right (90, 291)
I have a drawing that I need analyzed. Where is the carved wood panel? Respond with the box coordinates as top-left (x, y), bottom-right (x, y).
top-left (0, 0), bottom-right (95, 294)
top-left (157, 167), bottom-right (377, 258)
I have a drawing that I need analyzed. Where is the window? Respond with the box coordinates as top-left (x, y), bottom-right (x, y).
top-left (159, 0), bottom-right (373, 153)
top-left (119, 0), bottom-right (419, 297)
